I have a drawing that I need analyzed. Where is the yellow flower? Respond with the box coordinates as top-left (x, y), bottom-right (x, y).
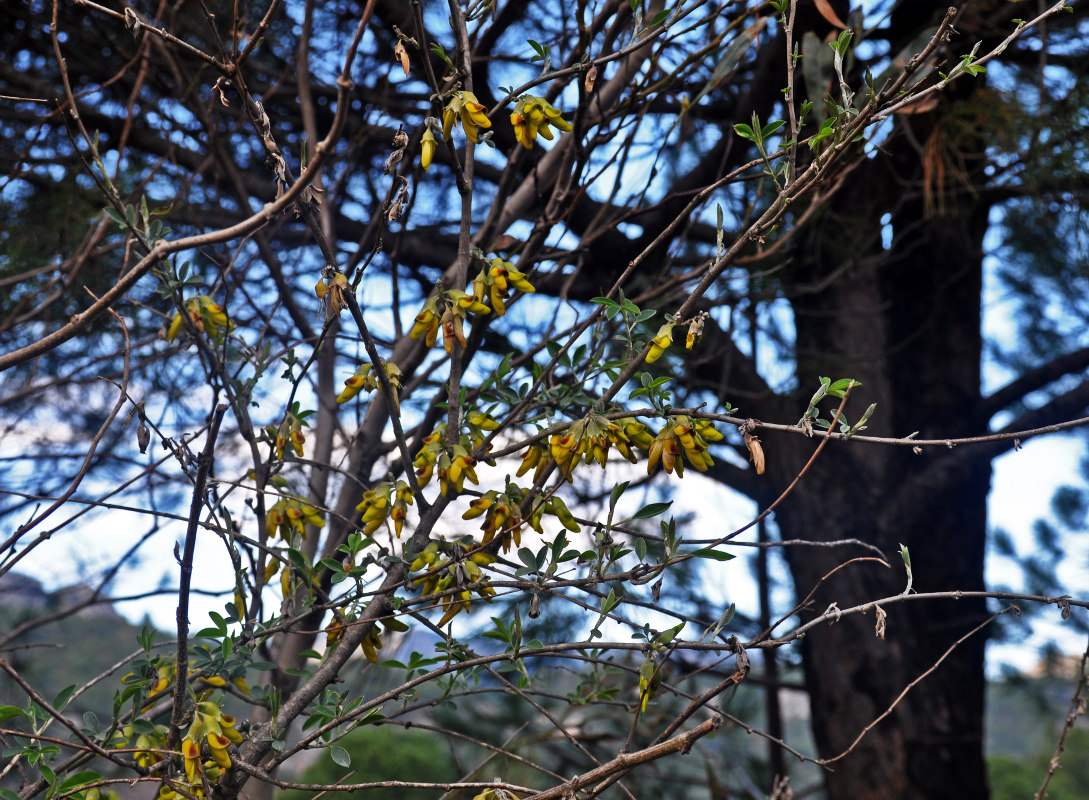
top-left (443, 91), bottom-right (492, 143)
top-left (420, 127), bottom-right (437, 171)
top-left (166, 296), bottom-right (233, 343)
top-left (206, 733), bottom-right (232, 769)
top-left (336, 369), bottom-right (372, 405)
top-left (510, 96), bottom-right (573, 149)
top-left (646, 322), bottom-right (674, 363)
top-left (182, 736), bottom-right (201, 783)
top-left (267, 497), bottom-right (324, 540)
top-left (273, 414), bottom-right (308, 460)
top-left (409, 296), bottom-right (441, 346)
top-left (315, 271), bottom-right (350, 317)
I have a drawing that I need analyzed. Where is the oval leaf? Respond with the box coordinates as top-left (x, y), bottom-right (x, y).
top-left (690, 548), bottom-right (735, 561)
top-left (330, 746), bottom-right (351, 768)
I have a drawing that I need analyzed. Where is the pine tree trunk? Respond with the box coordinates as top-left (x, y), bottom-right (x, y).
top-left (770, 102), bottom-right (992, 799)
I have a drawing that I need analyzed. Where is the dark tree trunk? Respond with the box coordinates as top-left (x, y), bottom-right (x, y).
top-left (770, 93), bottom-right (993, 799)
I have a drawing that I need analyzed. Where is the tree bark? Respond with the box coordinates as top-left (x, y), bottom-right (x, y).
top-left (772, 95), bottom-right (992, 799)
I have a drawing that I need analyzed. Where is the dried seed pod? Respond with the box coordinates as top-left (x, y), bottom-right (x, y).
top-left (585, 64), bottom-right (598, 93)
top-left (743, 432), bottom-right (765, 475)
top-left (393, 41), bottom-right (410, 77)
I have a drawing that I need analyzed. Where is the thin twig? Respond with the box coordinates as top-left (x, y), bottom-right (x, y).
top-left (168, 403), bottom-right (229, 748)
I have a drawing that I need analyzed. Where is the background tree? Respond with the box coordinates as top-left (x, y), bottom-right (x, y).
top-left (2, 2), bottom-right (1088, 800)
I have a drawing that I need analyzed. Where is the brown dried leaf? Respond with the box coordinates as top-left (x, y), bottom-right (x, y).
top-left (896, 94), bottom-right (940, 115)
top-left (814, 0), bottom-right (849, 30)
top-left (394, 42), bottom-right (410, 77)
top-left (490, 233), bottom-right (522, 253)
top-left (875, 605), bottom-right (886, 639)
top-left (744, 432), bottom-right (765, 475)
top-left (728, 635), bottom-right (750, 677)
top-left (584, 64), bottom-right (598, 93)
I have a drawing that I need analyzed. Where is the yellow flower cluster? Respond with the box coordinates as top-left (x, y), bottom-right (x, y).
top-left (166, 296), bottom-right (233, 344)
top-left (538, 416), bottom-right (655, 480)
top-left (314, 270), bottom-right (350, 317)
top-left (462, 481), bottom-right (580, 553)
top-left (273, 413), bottom-right (306, 461)
top-left (335, 361), bottom-right (404, 408)
top-left (266, 497), bottom-right (325, 541)
top-left (463, 485), bottom-right (528, 552)
top-left (422, 92), bottom-right (573, 169)
top-left (409, 268), bottom-right (536, 350)
top-left (510, 95), bottom-right (573, 149)
top-left (442, 90), bottom-right (492, 143)
top-left (132, 723), bottom-right (170, 768)
top-left (136, 658), bottom-right (175, 710)
top-left (325, 614), bottom-right (409, 663)
top-left (472, 790), bottom-right (520, 800)
top-left (647, 316), bottom-right (706, 363)
top-left (180, 701), bottom-right (243, 785)
top-left (408, 290), bottom-right (484, 353)
top-left (412, 414), bottom-right (500, 497)
top-left (517, 415), bottom-right (725, 480)
top-left (646, 416), bottom-right (724, 476)
top-left (472, 258), bottom-right (535, 316)
top-left (355, 480), bottom-right (414, 537)
top-left (361, 616), bottom-right (409, 663)
top-left (410, 539), bottom-right (497, 626)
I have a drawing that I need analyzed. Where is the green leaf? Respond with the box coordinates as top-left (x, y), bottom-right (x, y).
top-left (1, 787), bottom-right (24, 800)
top-left (0, 706), bottom-right (25, 723)
top-left (761, 120), bottom-right (786, 138)
top-left (82, 711), bottom-right (100, 734)
top-left (329, 746), bottom-right (351, 768)
top-left (826, 378), bottom-right (858, 397)
top-left (693, 25), bottom-right (757, 107)
top-left (430, 42), bottom-right (454, 72)
top-left (649, 9), bottom-right (669, 26)
top-left (130, 719), bottom-right (158, 735)
top-left (633, 501), bottom-right (672, 519)
top-left (635, 537), bottom-right (647, 561)
top-left (689, 548), bottom-right (735, 561)
top-left (733, 123), bottom-right (754, 141)
top-left (58, 771), bottom-right (102, 793)
top-left (287, 547), bottom-right (310, 572)
top-left (518, 547), bottom-right (540, 571)
top-left (602, 588), bottom-right (620, 614)
top-left (610, 481), bottom-right (630, 510)
top-left (527, 39), bottom-right (550, 62)
top-left (51, 685), bottom-right (77, 712)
